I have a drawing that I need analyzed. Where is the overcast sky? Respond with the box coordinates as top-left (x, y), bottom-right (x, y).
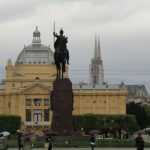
top-left (0, 0), bottom-right (150, 91)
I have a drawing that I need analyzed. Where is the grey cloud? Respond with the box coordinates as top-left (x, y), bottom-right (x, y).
top-left (0, 0), bottom-right (150, 91)
top-left (0, 0), bottom-right (51, 23)
top-left (68, 0), bottom-right (150, 26)
top-left (0, 0), bottom-right (149, 24)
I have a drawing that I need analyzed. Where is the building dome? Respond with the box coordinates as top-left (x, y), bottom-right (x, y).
top-left (16, 26), bottom-right (54, 65)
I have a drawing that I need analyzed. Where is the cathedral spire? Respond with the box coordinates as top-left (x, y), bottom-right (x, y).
top-left (90, 34), bottom-right (104, 85)
top-left (98, 36), bottom-right (101, 59)
top-left (94, 34), bottom-right (98, 58)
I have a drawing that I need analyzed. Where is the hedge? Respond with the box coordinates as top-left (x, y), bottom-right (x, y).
top-left (0, 115), bottom-right (21, 134)
top-left (73, 114), bottom-right (139, 134)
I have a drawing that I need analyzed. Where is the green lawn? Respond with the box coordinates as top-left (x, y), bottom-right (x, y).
top-left (6, 139), bottom-right (150, 148)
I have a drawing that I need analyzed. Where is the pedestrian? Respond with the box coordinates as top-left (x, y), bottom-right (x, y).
top-left (90, 134), bottom-right (96, 150)
top-left (18, 133), bottom-right (23, 150)
top-left (47, 135), bottom-right (53, 150)
top-left (135, 133), bottom-right (144, 150)
top-left (24, 137), bottom-right (32, 150)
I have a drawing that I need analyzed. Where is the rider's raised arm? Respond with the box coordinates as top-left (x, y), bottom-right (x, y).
top-left (53, 32), bottom-right (59, 37)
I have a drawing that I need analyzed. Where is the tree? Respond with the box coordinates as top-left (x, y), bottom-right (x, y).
top-left (126, 102), bottom-right (149, 129)
top-left (144, 106), bottom-right (150, 126)
top-left (73, 114), bottom-right (138, 134)
top-left (0, 115), bottom-right (21, 133)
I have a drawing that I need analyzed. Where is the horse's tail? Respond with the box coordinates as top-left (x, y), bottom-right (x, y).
top-left (66, 49), bottom-right (69, 64)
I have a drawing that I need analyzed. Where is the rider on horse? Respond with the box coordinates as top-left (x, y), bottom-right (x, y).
top-left (53, 29), bottom-right (69, 64)
top-left (53, 29), bottom-right (69, 78)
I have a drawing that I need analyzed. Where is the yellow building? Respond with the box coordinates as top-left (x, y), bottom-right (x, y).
top-left (0, 27), bottom-right (127, 134)
top-left (73, 83), bottom-right (126, 115)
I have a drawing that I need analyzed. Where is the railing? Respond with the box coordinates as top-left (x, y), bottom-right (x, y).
top-left (25, 121), bottom-right (50, 126)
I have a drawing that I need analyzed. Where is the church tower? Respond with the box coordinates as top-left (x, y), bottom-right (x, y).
top-left (90, 35), bottom-right (104, 85)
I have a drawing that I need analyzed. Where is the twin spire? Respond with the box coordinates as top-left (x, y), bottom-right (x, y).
top-left (94, 35), bottom-right (101, 59)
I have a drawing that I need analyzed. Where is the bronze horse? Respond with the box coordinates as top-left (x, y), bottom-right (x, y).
top-left (53, 29), bottom-right (69, 78)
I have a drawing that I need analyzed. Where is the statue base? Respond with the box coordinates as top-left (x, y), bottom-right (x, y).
top-left (51, 78), bottom-right (73, 135)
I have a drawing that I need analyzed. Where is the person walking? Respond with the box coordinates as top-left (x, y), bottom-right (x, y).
top-left (135, 133), bottom-right (144, 150)
top-left (90, 134), bottom-right (96, 150)
top-left (47, 135), bottom-right (53, 150)
top-left (18, 133), bottom-right (23, 150)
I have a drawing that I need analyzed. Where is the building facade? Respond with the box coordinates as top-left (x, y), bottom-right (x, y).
top-left (73, 83), bottom-right (126, 115)
top-left (0, 27), bottom-right (127, 134)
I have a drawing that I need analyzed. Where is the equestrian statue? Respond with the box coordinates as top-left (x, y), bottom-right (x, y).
top-left (53, 28), bottom-right (69, 78)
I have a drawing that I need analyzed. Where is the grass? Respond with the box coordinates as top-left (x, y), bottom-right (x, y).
top-left (7, 140), bottom-right (44, 148)
top-left (6, 139), bottom-right (150, 148)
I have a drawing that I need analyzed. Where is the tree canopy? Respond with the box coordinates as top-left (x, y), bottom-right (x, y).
top-left (126, 102), bottom-right (149, 129)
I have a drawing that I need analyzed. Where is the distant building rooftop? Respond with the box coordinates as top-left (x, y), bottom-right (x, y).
top-left (126, 84), bottom-right (148, 97)
top-left (72, 84), bottom-right (123, 90)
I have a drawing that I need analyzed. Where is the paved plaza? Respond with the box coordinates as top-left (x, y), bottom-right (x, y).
top-left (8, 148), bottom-right (150, 150)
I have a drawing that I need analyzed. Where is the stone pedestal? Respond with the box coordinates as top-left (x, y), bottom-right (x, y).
top-left (51, 78), bottom-right (73, 134)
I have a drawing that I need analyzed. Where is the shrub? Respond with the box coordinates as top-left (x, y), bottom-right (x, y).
top-left (0, 115), bottom-right (21, 134)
